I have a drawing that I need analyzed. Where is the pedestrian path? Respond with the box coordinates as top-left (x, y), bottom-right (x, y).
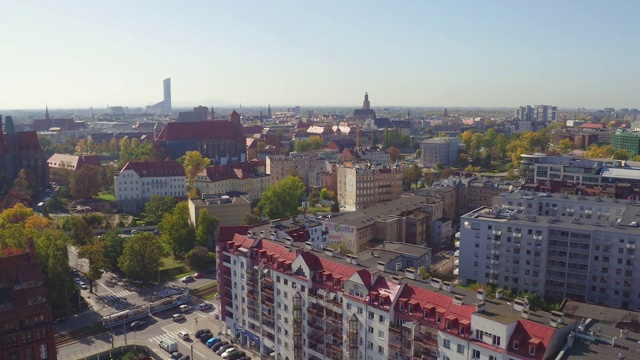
top-left (100, 290), bottom-right (132, 302)
top-left (148, 332), bottom-right (178, 344)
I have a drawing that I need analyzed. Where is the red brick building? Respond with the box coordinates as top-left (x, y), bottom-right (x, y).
top-left (0, 239), bottom-right (56, 360)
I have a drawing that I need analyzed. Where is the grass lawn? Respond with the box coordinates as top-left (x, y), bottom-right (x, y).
top-left (159, 256), bottom-right (194, 281)
top-left (95, 194), bottom-right (116, 201)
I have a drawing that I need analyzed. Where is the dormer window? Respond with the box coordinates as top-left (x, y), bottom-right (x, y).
top-left (379, 299), bottom-right (384, 307)
top-left (424, 310), bottom-right (429, 319)
top-left (445, 320), bottom-right (451, 330)
top-left (460, 325), bottom-right (466, 335)
top-left (513, 340), bottom-right (519, 350)
top-left (436, 314), bottom-right (441, 323)
top-left (529, 345), bottom-right (535, 356)
top-left (322, 275), bottom-right (326, 283)
top-left (408, 306), bottom-right (413, 314)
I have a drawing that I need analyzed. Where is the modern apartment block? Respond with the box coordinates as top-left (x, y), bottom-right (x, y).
top-left (0, 239), bottom-right (56, 360)
top-left (114, 160), bottom-right (187, 212)
top-left (266, 153), bottom-right (326, 189)
top-left (460, 191), bottom-right (640, 309)
top-left (519, 153), bottom-right (640, 186)
top-left (336, 162), bottom-right (403, 211)
top-left (420, 137), bottom-right (461, 166)
top-left (611, 131), bottom-right (640, 157)
top-left (218, 232), bottom-right (576, 360)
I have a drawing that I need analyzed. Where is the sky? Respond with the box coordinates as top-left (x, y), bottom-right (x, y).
top-left (2, 1), bottom-right (639, 110)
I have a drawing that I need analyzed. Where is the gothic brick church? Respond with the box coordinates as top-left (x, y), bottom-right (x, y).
top-left (0, 115), bottom-right (49, 189)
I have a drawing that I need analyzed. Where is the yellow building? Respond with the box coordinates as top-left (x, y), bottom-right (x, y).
top-left (337, 162), bottom-right (403, 211)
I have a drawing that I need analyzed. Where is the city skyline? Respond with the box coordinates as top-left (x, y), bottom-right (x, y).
top-left (2, 1), bottom-right (639, 110)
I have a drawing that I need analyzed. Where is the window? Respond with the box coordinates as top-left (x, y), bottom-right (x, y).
top-left (40, 344), bottom-right (48, 359)
top-left (346, 303), bottom-right (352, 310)
top-left (529, 345), bottom-right (536, 356)
top-left (475, 329), bottom-right (483, 340)
top-left (513, 340), bottom-right (519, 350)
top-left (378, 330), bottom-right (384, 339)
top-left (368, 311), bottom-right (374, 319)
top-left (443, 338), bottom-right (451, 349)
top-left (368, 326), bottom-right (374, 334)
top-left (457, 344), bottom-right (465, 354)
top-left (357, 307), bottom-right (363, 315)
top-left (492, 335), bottom-right (501, 346)
top-left (379, 315), bottom-right (385, 323)
top-left (472, 349), bottom-right (481, 359)
top-left (378, 345), bottom-right (384, 354)
top-left (489, 356), bottom-right (497, 360)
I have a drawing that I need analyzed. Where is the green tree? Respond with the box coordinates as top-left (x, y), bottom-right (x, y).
top-left (62, 215), bottom-right (95, 246)
top-left (36, 229), bottom-right (74, 311)
top-left (186, 246), bottom-right (216, 270)
top-left (258, 176), bottom-right (306, 220)
top-left (142, 195), bottom-right (177, 225)
top-left (319, 188), bottom-right (331, 200)
top-left (181, 151), bottom-right (211, 186)
top-left (387, 146), bottom-right (402, 163)
top-left (159, 202), bottom-right (195, 256)
top-left (585, 144), bottom-right (614, 158)
top-left (613, 149), bottom-right (630, 160)
top-left (403, 163), bottom-right (422, 190)
top-left (557, 138), bottom-right (574, 155)
top-left (195, 208), bottom-right (218, 248)
top-left (331, 200), bottom-right (340, 213)
top-left (119, 232), bottom-right (166, 281)
top-left (78, 239), bottom-right (105, 293)
top-left (102, 229), bottom-right (125, 272)
top-left (243, 213), bottom-right (261, 225)
top-left (71, 164), bottom-right (102, 199)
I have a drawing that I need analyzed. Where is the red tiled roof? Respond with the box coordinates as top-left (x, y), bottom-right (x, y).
top-left (397, 284), bottom-right (474, 327)
top-left (198, 162), bottom-right (264, 182)
top-left (319, 257), bottom-right (358, 281)
top-left (506, 319), bottom-right (555, 360)
top-left (242, 125), bottom-right (264, 135)
top-left (156, 121), bottom-right (242, 141)
top-left (17, 131), bottom-right (42, 150)
top-left (120, 160), bottom-right (185, 177)
top-left (260, 239), bottom-right (297, 263)
top-left (579, 123), bottom-right (604, 129)
top-left (299, 252), bottom-right (323, 270)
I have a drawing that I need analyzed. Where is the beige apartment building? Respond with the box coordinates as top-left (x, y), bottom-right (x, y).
top-left (337, 162), bottom-right (403, 211)
top-left (266, 152), bottom-right (326, 188)
top-left (193, 161), bottom-right (269, 202)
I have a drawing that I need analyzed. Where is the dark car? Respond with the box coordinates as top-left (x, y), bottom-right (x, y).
top-left (211, 341), bottom-right (228, 352)
top-left (129, 320), bottom-right (146, 330)
top-left (195, 328), bottom-right (211, 339)
top-left (200, 333), bottom-right (213, 343)
top-left (169, 352), bottom-right (183, 360)
top-left (237, 357), bottom-right (251, 360)
top-left (227, 351), bottom-right (246, 360)
top-left (53, 317), bottom-right (67, 325)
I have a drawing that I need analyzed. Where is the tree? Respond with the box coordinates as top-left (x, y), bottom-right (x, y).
top-left (159, 202), bottom-right (195, 256)
top-left (82, 213), bottom-right (105, 229)
top-left (61, 216), bottom-right (95, 246)
top-left (181, 151), bottom-right (211, 186)
top-left (35, 229), bottom-right (74, 310)
top-left (243, 213), bottom-right (261, 225)
top-left (142, 195), bottom-right (177, 225)
top-left (186, 246), bottom-right (216, 270)
top-left (557, 138), bottom-right (574, 155)
top-left (119, 232), bottom-right (166, 281)
top-left (319, 188), bottom-right (331, 201)
top-left (195, 208), bottom-right (218, 248)
top-left (78, 239), bottom-right (105, 293)
top-left (331, 200), bottom-right (340, 213)
top-left (71, 164), bottom-right (102, 199)
top-left (585, 144), bottom-right (614, 158)
top-left (613, 149), bottom-right (630, 160)
top-left (102, 229), bottom-right (125, 272)
top-left (387, 146), bottom-right (402, 163)
top-left (403, 163), bottom-right (422, 190)
top-left (258, 176), bottom-right (306, 220)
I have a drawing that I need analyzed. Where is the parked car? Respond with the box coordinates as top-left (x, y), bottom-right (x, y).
top-left (205, 337), bottom-right (220, 347)
top-left (211, 341), bottom-right (227, 352)
top-left (179, 304), bottom-right (192, 312)
top-left (200, 333), bottom-right (213, 343)
top-left (177, 331), bottom-right (189, 340)
top-left (79, 282), bottom-right (88, 290)
top-left (130, 320), bottom-right (146, 330)
top-left (181, 275), bottom-right (195, 283)
top-left (221, 348), bottom-right (239, 359)
top-left (130, 230), bottom-right (139, 234)
top-left (193, 272), bottom-right (203, 279)
top-left (227, 351), bottom-right (246, 360)
top-left (198, 302), bottom-right (213, 311)
top-left (216, 344), bottom-right (234, 355)
top-left (53, 317), bottom-right (67, 324)
top-left (169, 352), bottom-right (183, 360)
top-left (194, 329), bottom-right (211, 339)
top-left (172, 314), bottom-right (185, 322)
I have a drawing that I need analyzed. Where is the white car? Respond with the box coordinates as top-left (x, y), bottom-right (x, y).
top-left (181, 275), bottom-right (194, 283)
top-left (79, 282), bottom-right (88, 290)
top-left (177, 330), bottom-right (189, 340)
top-left (221, 348), bottom-right (239, 359)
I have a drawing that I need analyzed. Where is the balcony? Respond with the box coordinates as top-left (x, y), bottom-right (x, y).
top-left (492, 230), bottom-right (502, 236)
top-left (491, 250), bottom-right (500, 256)
top-left (492, 239), bottom-right (501, 246)
top-left (491, 259), bottom-right (500, 265)
top-left (389, 323), bottom-right (402, 334)
top-left (327, 315), bottom-right (343, 325)
top-left (307, 319), bottom-right (324, 331)
top-left (513, 232), bottom-right (522, 238)
top-left (307, 307), bottom-right (323, 317)
top-left (308, 333), bottom-right (325, 347)
top-left (262, 300), bottom-right (274, 308)
top-left (533, 235), bottom-right (543, 241)
top-left (389, 339), bottom-right (402, 352)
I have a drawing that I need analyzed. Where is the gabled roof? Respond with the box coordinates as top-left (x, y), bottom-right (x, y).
top-left (318, 257), bottom-right (358, 281)
top-left (242, 125), bottom-right (264, 135)
top-left (579, 123), bottom-right (604, 129)
top-left (120, 160), bottom-right (185, 177)
top-left (198, 162), bottom-right (263, 182)
top-left (298, 252), bottom-right (323, 271)
top-left (219, 226), bottom-right (248, 242)
top-left (48, 153), bottom-right (101, 170)
top-left (507, 319), bottom-right (555, 360)
top-left (16, 131), bottom-right (42, 150)
top-left (369, 275), bottom-right (402, 301)
top-left (156, 121), bottom-right (242, 141)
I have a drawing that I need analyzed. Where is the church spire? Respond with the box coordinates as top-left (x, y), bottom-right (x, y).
top-left (363, 92), bottom-right (370, 110)
top-left (210, 107), bottom-right (215, 121)
top-left (45, 105), bottom-right (50, 120)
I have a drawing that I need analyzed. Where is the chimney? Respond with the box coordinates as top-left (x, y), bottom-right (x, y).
top-left (404, 268), bottom-right (416, 280)
top-left (442, 281), bottom-right (453, 292)
top-left (26, 237), bottom-right (36, 264)
top-left (550, 311), bottom-right (564, 328)
top-left (270, 232), bottom-right (276, 241)
top-left (352, 255), bottom-right (359, 265)
top-left (453, 294), bottom-right (464, 306)
top-left (325, 248), bottom-right (334, 257)
top-left (477, 289), bottom-right (486, 301)
top-left (305, 241), bottom-right (312, 251)
top-left (430, 278), bottom-right (442, 290)
top-left (513, 297), bottom-right (526, 312)
top-left (476, 300), bottom-right (486, 312)
top-left (377, 261), bottom-right (385, 271)
top-left (522, 308), bottom-right (530, 319)
top-left (286, 237), bottom-right (294, 245)
top-left (495, 289), bottom-right (504, 299)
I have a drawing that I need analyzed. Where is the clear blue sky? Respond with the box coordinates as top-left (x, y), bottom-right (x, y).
top-left (2, 1), bottom-right (639, 110)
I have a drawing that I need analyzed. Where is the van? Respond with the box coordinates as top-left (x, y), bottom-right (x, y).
top-left (159, 339), bottom-right (178, 353)
top-left (172, 314), bottom-right (185, 322)
top-left (179, 304), bottom-right (192, 312)
top-left (177, 331), bottom-right (189, 340)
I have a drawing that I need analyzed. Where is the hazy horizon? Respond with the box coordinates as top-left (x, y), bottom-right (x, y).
top-left (3, 1), bottom-right (639, 110)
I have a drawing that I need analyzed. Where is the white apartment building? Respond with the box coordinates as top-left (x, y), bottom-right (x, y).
top-left (460, 191), bottom-right (640, 310)
top-left (114, 160), bottom-right (187, 212)
top-left (193, 161), bottom-right (269, 202)
top-left (218, 233), bottom-right (576, 360)
top-left (420, 137), bottom-right (461, 166)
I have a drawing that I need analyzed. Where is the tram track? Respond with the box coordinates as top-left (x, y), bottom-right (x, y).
top-left (55, 324), bottom-right (107, 348)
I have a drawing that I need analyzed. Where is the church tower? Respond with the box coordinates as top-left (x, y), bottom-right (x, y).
top-left (45, 105), bottom-right (50, 120)
top-left (363, 92), bottom-right (370, 110)
top-left (210, 107), bottom-right (215, 121)
top-left (267, 104), bottom-right (272, 119)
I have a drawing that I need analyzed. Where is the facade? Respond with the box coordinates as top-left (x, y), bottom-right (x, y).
top-left (32, 106), bottom-right (86, 132)
top-left (611, 131), bottom-right (640, 157)
top-left (193, 161), bottom-right (269, 202)
top-left (218, 231), bottom-right (575, 360)
top-left (535, 105), bottom-right (558, 124)
top-left (163, 78), bottom-right (172, 113)
top-left (352, 92), bottom-right (376, 122)
top-left (155, 111), bottom-right (246, 163)
top-left (266, 153), bottom-right (326, 189)
top-left (0, 239), bottom-right (56, 360)
top-left (337, 163), bottom-right (403, 211)
top-left (460, 191), bottom-right (640, 310)
top-left (188, 195), bottom-right (251, 228)
top-left (114, 160), bottom-right (187, 212)
top-left (47, 153), bottom-right (101, 171)
top-left (421, 137), bottom-right (461, 166)
top-left (0, 115), bottom-right (49, 188)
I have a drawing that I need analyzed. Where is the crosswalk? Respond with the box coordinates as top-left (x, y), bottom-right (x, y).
top-left (149, 328), bottom-right (190, 343)
top-left (100, 290), bottom-right (132, 302)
